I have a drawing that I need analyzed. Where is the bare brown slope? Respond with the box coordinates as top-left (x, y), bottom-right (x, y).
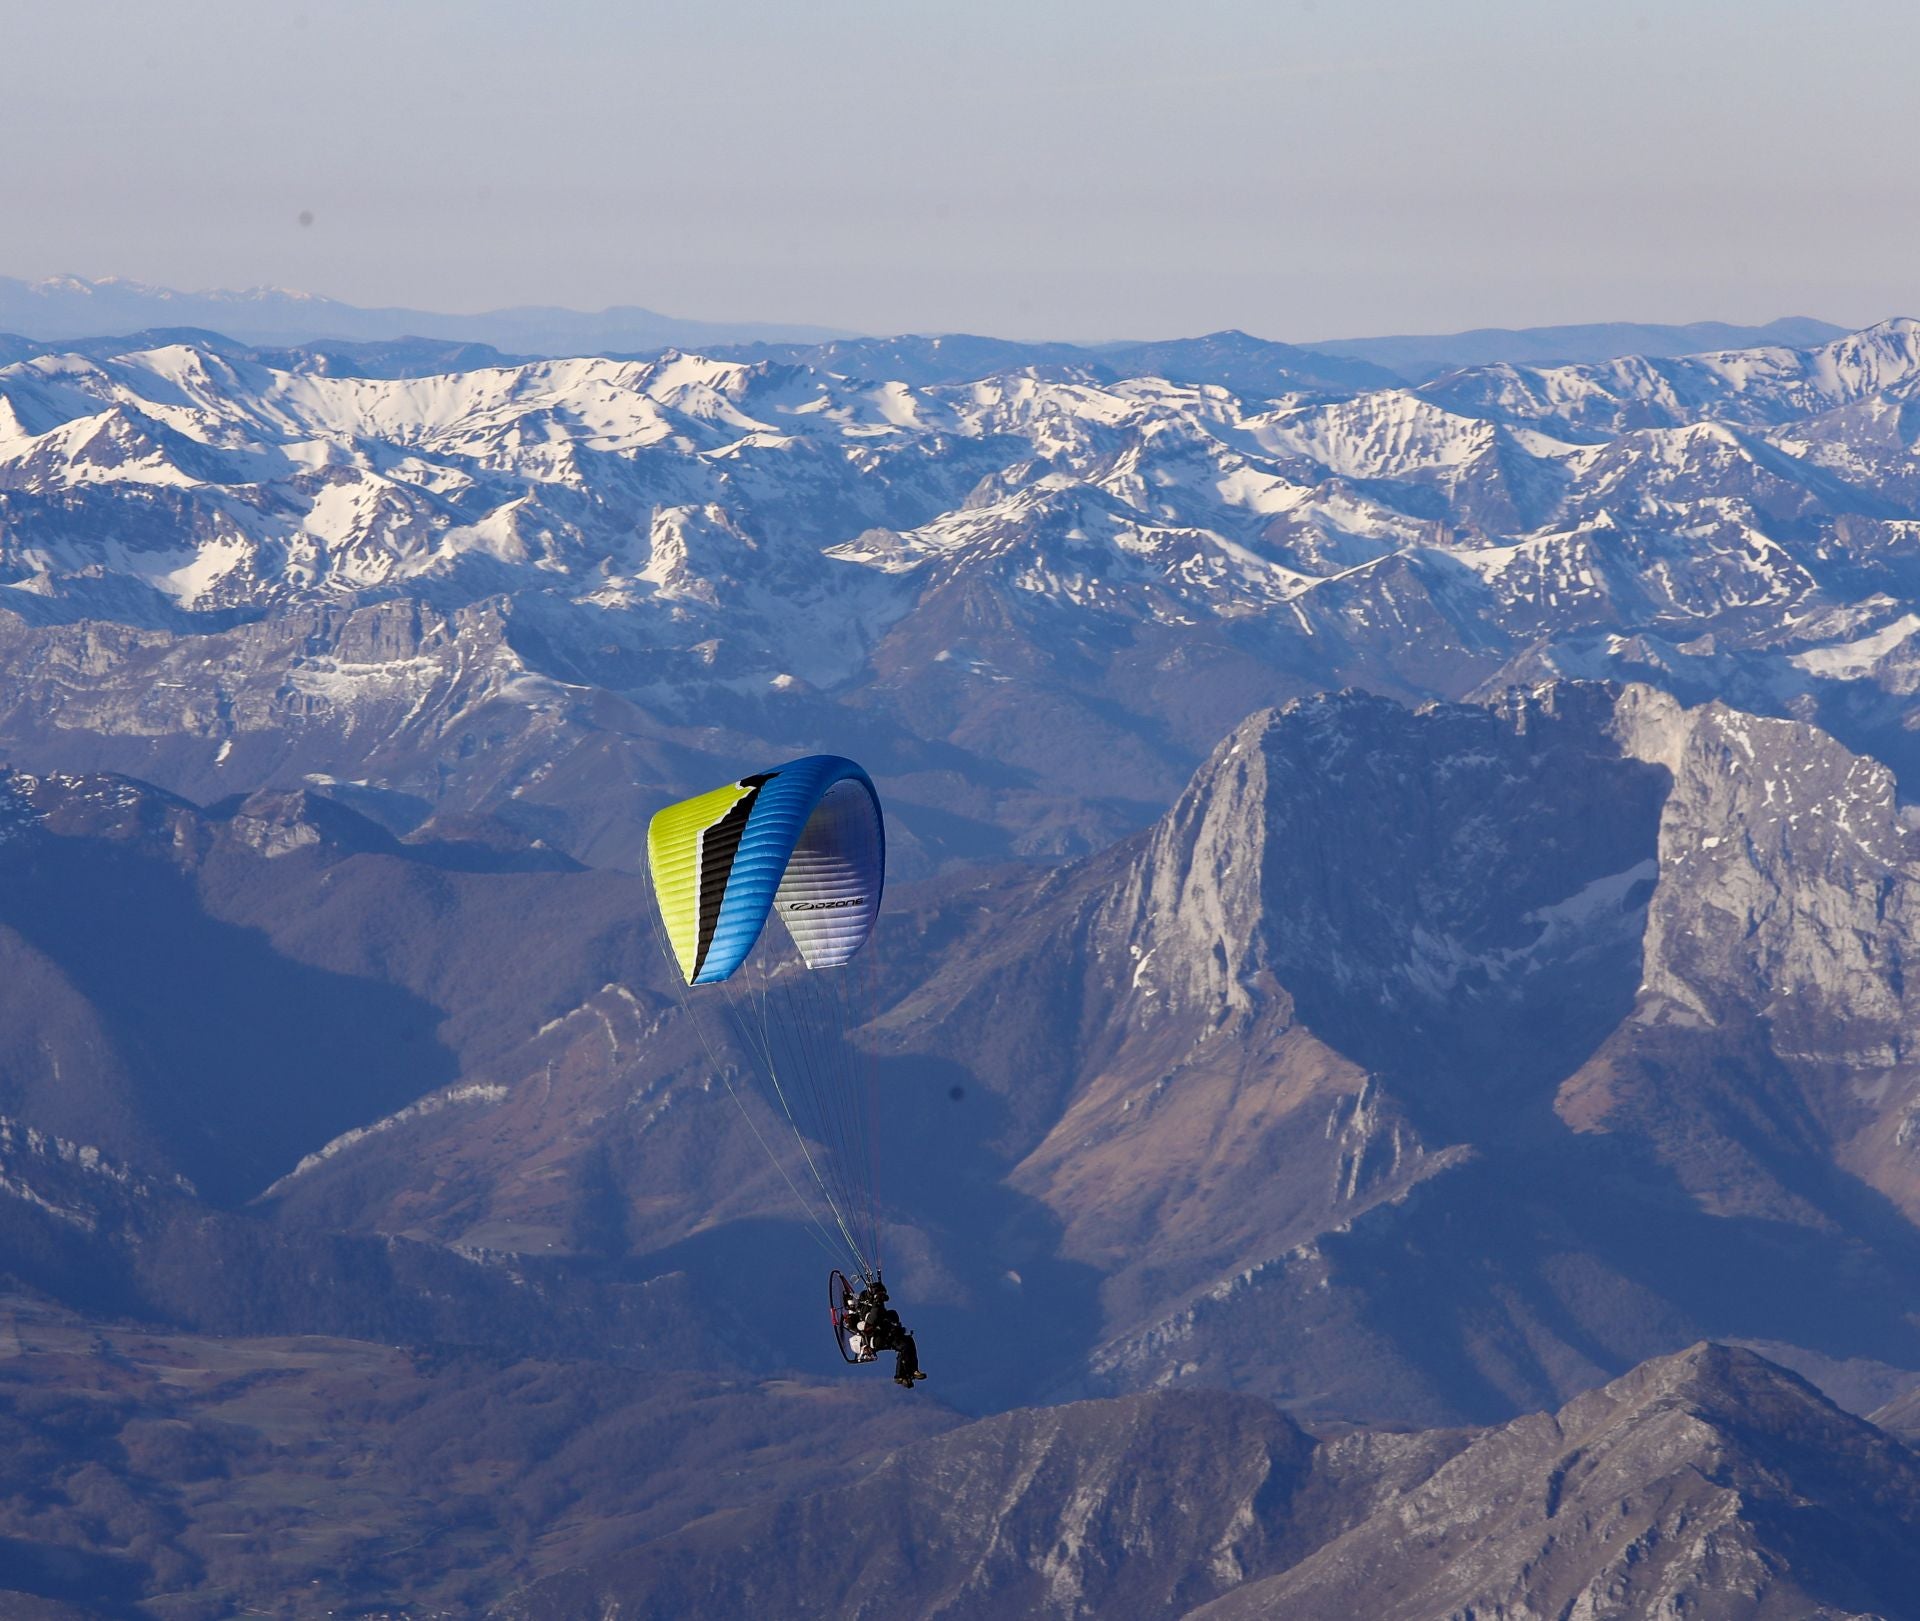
top-left (1870, 1380), bottom-right (1920, 1444)
top-left (0, 1297), bottom-right (956, 1621)
top-left (491, 1389), bottom-right (1330, 1621)
top-left (0, 769), bottom-right (658, 1207)
top-left (497, 1344), bottom-right (1920, 1621)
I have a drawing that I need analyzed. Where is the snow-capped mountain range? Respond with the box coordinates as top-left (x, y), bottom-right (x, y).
top-left (6, 317), bottom-right (1920, 862)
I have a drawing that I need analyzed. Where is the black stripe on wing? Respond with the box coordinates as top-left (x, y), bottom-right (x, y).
top-left (692, 772), bottom-right (777, 981)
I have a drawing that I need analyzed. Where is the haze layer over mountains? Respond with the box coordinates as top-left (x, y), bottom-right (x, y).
top-left (5, 303), bottom-right (1920, 1617)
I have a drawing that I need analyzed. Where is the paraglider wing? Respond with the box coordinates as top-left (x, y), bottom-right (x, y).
top-left (646, 753), bottom-right (888, 1287)
top-left (647, 755), bottom-right (884, 987)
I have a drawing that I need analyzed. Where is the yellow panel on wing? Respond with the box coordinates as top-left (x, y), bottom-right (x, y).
top-left (646, 780), bottom-right (753, 984)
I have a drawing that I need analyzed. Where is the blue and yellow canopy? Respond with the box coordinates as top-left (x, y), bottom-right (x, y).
top-left (646, 755), bottom-right (885, 985)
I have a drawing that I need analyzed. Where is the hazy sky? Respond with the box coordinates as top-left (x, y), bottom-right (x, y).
top-left (7, 0), bottom-right (1918, 341)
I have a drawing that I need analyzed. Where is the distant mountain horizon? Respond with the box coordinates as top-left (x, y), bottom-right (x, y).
top-left (0, 273), bottom-right (1855, 380)
top-left (0, 272), bottom-right (855, 353)
top-left (1306, 313), bottom-right (1852, 379)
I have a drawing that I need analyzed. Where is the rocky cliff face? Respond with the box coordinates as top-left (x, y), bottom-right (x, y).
top-left (981, 686), bottom-right (1661, 1345)
top-left (1096, 683), bottom-right (1663, 1046)
top-left (851, 683), bottom-right (1920, 1426)
top-left (1565, 686), bottom-right (1920, 1225)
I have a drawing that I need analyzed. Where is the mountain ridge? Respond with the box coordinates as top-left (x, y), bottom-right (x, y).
top-left (0, 274), bottom-right (850, 351)
top-left (499, 1343), bottom-right (1920, 1621)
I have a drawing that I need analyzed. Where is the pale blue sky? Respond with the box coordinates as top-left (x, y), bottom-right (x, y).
top-left (6, 0), bottom-right (1917, 340)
